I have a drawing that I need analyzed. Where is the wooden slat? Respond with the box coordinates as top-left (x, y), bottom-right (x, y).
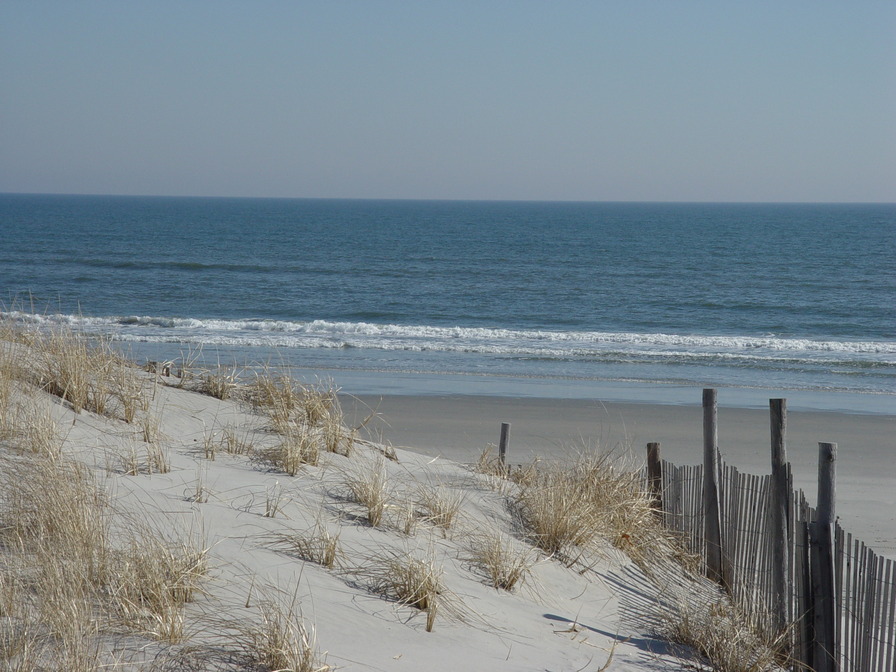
top-left (797, 516), bottom-right (813, 669)
top-left (643, 448), bottom-right (894, 672)
top-left (842, 532), bottom-right (854, 672)
top-left (835, 523), bottom-right (844, 669)
top-left (859, 545), bottom-right (874, 671)
top-left (875, 555), bottom-right (887, 669)
top-left (858, 537), bottom-right (868, 672)
top-left (880, 557), bottom-right (890, 671)
top-left (883, 559), bottom-right (895, 672)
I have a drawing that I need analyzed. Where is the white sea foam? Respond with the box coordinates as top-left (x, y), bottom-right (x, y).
top-left (5, 311), bottom-right (894, 365)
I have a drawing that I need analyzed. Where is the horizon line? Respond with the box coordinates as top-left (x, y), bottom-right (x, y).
top-left (2, 191), bottom-right (895, 206)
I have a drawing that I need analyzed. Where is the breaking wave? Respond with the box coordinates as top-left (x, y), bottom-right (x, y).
top-left (5, 312), bottom-right (894, 370)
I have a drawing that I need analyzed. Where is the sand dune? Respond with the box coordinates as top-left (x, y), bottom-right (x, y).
top-left (0, 361), bottom-right (702, 669)
top-left (16, 320), bottom-right (893, 669)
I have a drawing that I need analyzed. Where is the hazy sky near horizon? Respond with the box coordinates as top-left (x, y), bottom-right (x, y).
top-left (2, 2), bottom-right (894, 202)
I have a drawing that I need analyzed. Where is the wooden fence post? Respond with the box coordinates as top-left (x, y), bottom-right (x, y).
top-left (703, 388), bottom-right (725, 587)
top-left (498, 422), bottom-right (511, 468)
top-left (646, 442), bottom-right (663, 518)
top-left (769, 398), bottom-right (792, 636)
top-left (811, 442), bottom-right (838, 672)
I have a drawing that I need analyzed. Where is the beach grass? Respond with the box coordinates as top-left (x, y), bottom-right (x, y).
top-left (257, 423), bottom-right (320, 474)
top-left (654, 591), bottom-right (790, 672)
top-left (510, 451), bottom-right (679, 571)
top-left (340, 455), bottom-right (391, 528)
top-left (413, 479), bottom-right (465, 532)
top-left (464, 530), bottom-right (536, 592)
top-left (0, 313), bottom-right (790, 670)
top-left (345, 546), bottom-right (445, 633)
top-left (0, 449), bottom-right (209, 664)
top-left (270, 520), bottom-right (342, 570)
top-left (235, 590), bottom-right (331, 672)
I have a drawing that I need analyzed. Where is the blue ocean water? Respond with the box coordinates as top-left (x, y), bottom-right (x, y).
top-left (1, 194), bottom-right (894, 412)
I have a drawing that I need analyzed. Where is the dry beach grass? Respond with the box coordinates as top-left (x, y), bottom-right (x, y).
top-left (0, 314), bottom-right (791, 671)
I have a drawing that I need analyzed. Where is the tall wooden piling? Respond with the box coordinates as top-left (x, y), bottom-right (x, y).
top-left (812, 442), bottom-right (838, 672)
top-left (703, 388), bottom-right (725, 586)
top-left (769, 398), bottom-right (792, 635)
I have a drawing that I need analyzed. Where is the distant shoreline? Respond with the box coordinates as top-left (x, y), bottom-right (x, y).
top-left (324, 367), bottom-right (896, 415)
top-left (105, 339), bottom-right (896, 416)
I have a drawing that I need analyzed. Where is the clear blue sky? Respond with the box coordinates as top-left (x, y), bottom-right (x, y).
top-left (2, 2), bottom-right (894, 202)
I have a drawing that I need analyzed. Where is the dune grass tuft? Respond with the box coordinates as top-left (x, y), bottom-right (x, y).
top-left (15, 397), bottom-right (63, 460)
top-left (235, 590), bottom-right (331, 672)
top-left (248, 368), bottom-right (303, 433)
top-left (513, 464), bottom-right (600, 562)
top-left (512, 451), bottom-right (666, 568)
top-left (347, 546), bottom-right (445, 632)
top-left (465, 530), bottom-right (537, 592)
top-left (0, 343), bottom-right (20, 441)
top-left (202, 423), bottom-right (258, 461)
top-left (188, 465), bottom-right (210, 504)
top-left (112, 360), bottom-right (149, 424)
top-left (473, 444), bottom-right (508, 479)
top-left (414, 480), bottom-right (465, 533)
top-left (219, 424), bottom-right (256, 456)
top-left (341, 455), bottom-right (390, 527)
top-left (250, 371), bottom-right (355, 457)
top-left (0, 453), bottom-right (112, 582)
top-left (109, 532), bottom-right (209, 643)
top-left (28, 325), bottom-right (152, 423)
top-left (258, 424), bottom-right (319, 475)
top-left (655, 594), bottom-right (790, 672)
top-left (249, 374), bottom-right (359, 475)
top-left (36, 325), bottom-right (95, 414)
top-left (271, 520), bottom-right (341, 569)
top-left (199, 363), bottom-right (240, 400)
top-left (264, 481), bottom-right (286, 518)
top-left (139, 405), bottom-right (163, 443)
top-left (0, 449), bottom-right (209, 661)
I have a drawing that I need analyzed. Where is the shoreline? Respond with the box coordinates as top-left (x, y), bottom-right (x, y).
top-left (287, 365), bottom-right (896, 415)
top-left (115, 341), bottom-right (896, 416)
top-left (345, 393), bottom-right (896, 560)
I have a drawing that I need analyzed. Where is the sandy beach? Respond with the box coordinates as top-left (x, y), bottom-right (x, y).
top-left (2, 323), bottom-right (893, 669)
top-left (347, 394), bottom-right (896, 561)
top-left (2, 334), bottom-right (730, 670)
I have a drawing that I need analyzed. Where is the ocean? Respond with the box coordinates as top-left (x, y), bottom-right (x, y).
top-left (2, 194), bottom-right (894, 413)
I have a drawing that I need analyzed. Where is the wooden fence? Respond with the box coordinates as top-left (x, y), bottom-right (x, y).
top-left (644, 392), bottom-right (896, 672)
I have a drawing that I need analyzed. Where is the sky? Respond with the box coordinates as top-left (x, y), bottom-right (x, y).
top-left (1, 2), bottom-right (894, 203)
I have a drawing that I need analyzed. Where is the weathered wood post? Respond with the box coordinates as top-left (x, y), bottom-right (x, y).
top-left (703, 388), bottom-right (725, 587)
top-left (770, 398), bottom-right (792, 636)
top-left (498, 422), bottom-right (511, 468)
top-left (811, 442), bottom-right (838, 672)
top-left (646, 442), bottom-right (663, 519)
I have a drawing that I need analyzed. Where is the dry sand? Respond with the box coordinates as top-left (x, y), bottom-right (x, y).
top-left (347, 394), bottom-right (896, 561)
top-left (4, 373), bottom-right (703, 671)
top-left (6, 359), bottom-right (893, 669)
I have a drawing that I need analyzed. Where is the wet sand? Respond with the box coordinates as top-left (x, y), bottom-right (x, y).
top-left (346, 394), bottom-right (896, 559)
